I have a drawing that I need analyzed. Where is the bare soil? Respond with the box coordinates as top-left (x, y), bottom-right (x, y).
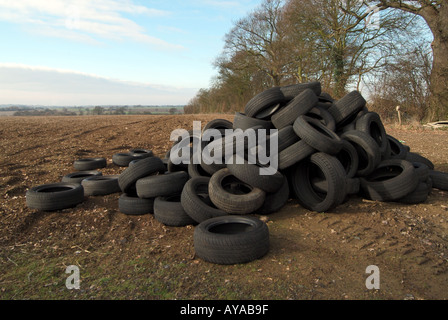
top-left (1, 114), bottom-right (447, 300)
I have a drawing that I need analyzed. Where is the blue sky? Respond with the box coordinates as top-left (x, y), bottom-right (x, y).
top-left (0, 0), bottom-right (262, 106)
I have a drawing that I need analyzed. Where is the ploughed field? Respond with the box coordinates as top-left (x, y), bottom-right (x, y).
top-left (1, 114), bottom-right (448, 300)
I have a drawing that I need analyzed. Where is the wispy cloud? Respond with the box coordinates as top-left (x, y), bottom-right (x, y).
top-left (0, 0), bottom-right (183, 50)
top-left (0, 63), bottom-right (197, 105)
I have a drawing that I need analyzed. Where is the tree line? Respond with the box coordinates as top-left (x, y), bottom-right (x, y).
top-left (185, 0), bottom-right (446, 122)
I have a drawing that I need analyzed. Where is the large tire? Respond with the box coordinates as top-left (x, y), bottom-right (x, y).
top-left (293, 115), bottom-right (343, 155)
top-left (193, 215), bottom-right (270, 265)
top-left (340, 130), bottom-right (381, 177)
top-left (154, 195), bottom-right (197, 227)
top-left (278, 140), bottom-right (315, 170)
top-left (290, 152), bottom-right (347, 212)
top-left (26, 183), bottom-right (84, 211)
top-left (73, 157), bottom-right (107, 171)
top-left (355, 112), bottom-right (388, 157)
top-left (429, 170), bottom-right (448, 191)
top-left (359, 159), bottom-right (419, 201)
top-left (280, 81), bottom-right (322, 100)
top-left (118, 193), bottom-right (155, 215)
top-left (233, 112), bottom-right (273, 131)
top-left (227, 154), bottom-right (284, 193)
top-left (180, 176), bottom-right (227, 223)
top-left (328, 91), bottom-right (366, 127)
top-left (271, 89), bottom-right (318, 129)
top-left (61, 170), bottom-right (102, 184)
top-left (118, 157), bottom-right (165, 193)
top-left (136, 171), bottom-right (189, 198)
top-left (81, 175), bottom-right (121, 196)
top-left (208, 168), bottom-right (266, 215)
top-left (244, 87), bottom-right (285, 118)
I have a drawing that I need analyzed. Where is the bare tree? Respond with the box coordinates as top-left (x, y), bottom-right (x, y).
top-left (364, 1), bottom-right (447, 120)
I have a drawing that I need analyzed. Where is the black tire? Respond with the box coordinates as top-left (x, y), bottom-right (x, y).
top-left (180, 176), bottom-right (227, 223)
top-left (278, 140), bottom-right (315, 170)
top-left (306, 106), bottom-right (336, 131)
top-left (188, 155), bottom-right (212, 178)
top-left (136, 171), bottom-right (189, 198)
top-left (129, 149), bottom-right (154, 159)
top-left (256, 175), bottom-right (290, 215)
top-left (340, 130), bottom-right (381, 177)
top-left (335, 139), bottom-right (359, 178)
top-left (405, 152), bottom-right (435, 170)
top-left (395, 182), bottom-right (429, 204)
top-left (355, 112), bottom-right (388, 157)
top-left (293, 115), bottom-right (343, 155)
top-left (118, 157), bottom-right (166, 193)
top-left (275, 125), bottom-right (300, 152)
top-left (203, 119), bottom-right (233, 132)
top-left (26, 183), bottom-right (84, 211)
top-left (73, 157), bottom-right (107, 171)
top-left (280, 81), bottom-right (322, 100)
top-left (244, 87), bottom-right (285, 118)
top-left (208, 168), bottom-right (266, 215)
top-left (154, 194), bottom-right (197, 227)
top-left (118, 193), bottom-right (155, 215)
top-left (233, 112), bottom-right (273, 131)
top-left (81, 175), bottom-right (120, 196)
top-left (359, 159), bottom-right (419, 201)
top-left (386, 135), bottom-right (408, 160)
top-left (254, 103), bottom-right (283, 120)
top-left (193, 215), bottom-right (270, 265)
top-left (271, 89), bottom-right (318, 129)
top-left (328, 91), bottom-right (366, 127)
top-left (429, 170), bottom-right (448, 191)
top-left (290, 152), bottom-right (347, 212)
top-left (227, 154), bottom-right (284, 193)
top-left (61, 170), bottom-right (102, 184)
top-left (411, 162), bottom-right (430, 183)
top-left (113, 152), bottom-right (140, 167)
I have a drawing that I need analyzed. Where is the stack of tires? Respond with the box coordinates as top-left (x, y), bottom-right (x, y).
top-left (24, 81), bottom-right (448, 265)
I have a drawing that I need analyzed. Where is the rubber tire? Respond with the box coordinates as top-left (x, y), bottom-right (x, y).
top-left (118, 193), bottom-right (155, 215)
top-left (306, 106), bottom-right (336, 131)
top-left (227, 154), bottom-right (284, 193)
top-left (208, 168), bottom-right (266, 215)
top-left (129, 149), bottom-right (154, 159)
top-left (135, 171), bottom-right (188, 199)
top-left (405, 152), bottom-right (435, 170)
top-left (395, 182), bottom-right (429, 204)
top-left (113, 152), bottom-right (142, 167)
top-left (180, 176), bottom-right (227, 223)
top-left (293, 115), bottom-right (343, 155)
top-left (328, 91), bottom-right (366, 127)
top-left (73, 157), bottom-right (107, 171)
top-left (278, 140), bottom-right (315, 170)
top-left (355, 112), bottom-right (388, 157)
top-left (154, 195), bottom-right (197, 227)
top-left (233, 112), bottom-right (273, 131)
top-left (290, 152), bottom-right (347, 212)
top-left (26, 183), bottom-right (84, 211)
top-left (359, 159), bottom-right (419, 201)
top-left (118, 157), bottom-right (166, 193)
top-left (81, 175), bottom-right (120, 196)
top-left (61, 171), bottom-right (102, 184)
top-left (256, 175), bottom-right (290, 215)
top-left (386, 135), bottom-right (408, 160)
top-left (280, 81), bottom-right (322, 100)
top-left (335, 139), bottom-right (359, 178)
top-left (244, 87), bottom-right (285, 118)
top-left (271, 89), bottom-right (318, 129)
top-left (429, 170), bottom-right (448, 191)
top-left (193, 215), bottom-right (270, 265)
top-left (203, 119), bottom-right (233, 132)
top-left (340, 130), bottom-right (381, 177)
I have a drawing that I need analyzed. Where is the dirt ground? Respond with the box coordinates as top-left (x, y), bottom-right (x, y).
top-left (0, 114), bottom-right (447, 300)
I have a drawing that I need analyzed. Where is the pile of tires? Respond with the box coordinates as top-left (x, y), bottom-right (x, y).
top-left (25, 81), bottom-right (448, 265)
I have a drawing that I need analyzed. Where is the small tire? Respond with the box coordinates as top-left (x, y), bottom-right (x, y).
top-left (73, 157), bottom-right (107, 171)
top-left (208, 168), bottom-right (266, 215)
top-left (62, 171), bottom-right (102, 184)
top-left (136, 171), bottom-right (189, 199)
top-left (26, 183), bottom-right (84, 211)
top-left (154, 195), bottom-right (197, 227)
top-left (180, 176), bottom-right (227, 223)
top-left (81, 175), bottom-right (120, 196)
top-left (193, 215), bottom-right (270, 265)
top-left (118, 193), bottom-right (155, 215)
